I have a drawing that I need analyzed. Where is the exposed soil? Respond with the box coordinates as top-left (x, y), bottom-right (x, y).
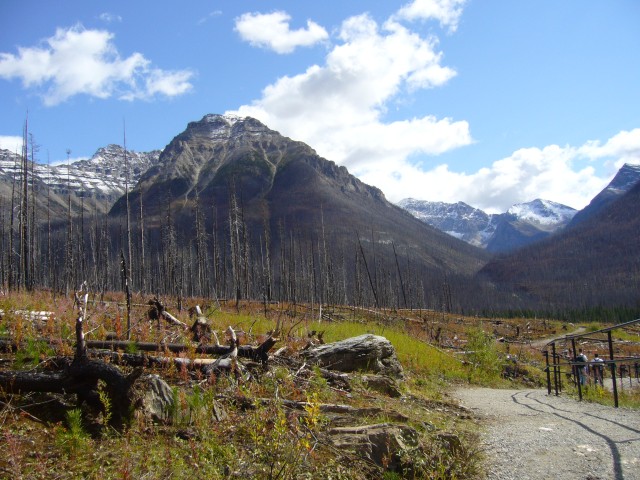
top-left (454, 387), bottom-right (640, 480)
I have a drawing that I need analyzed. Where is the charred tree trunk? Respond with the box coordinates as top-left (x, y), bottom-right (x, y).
top-left (0, 312), bottom-right (141, 426)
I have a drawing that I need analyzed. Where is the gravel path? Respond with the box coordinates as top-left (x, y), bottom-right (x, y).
top-left (454, 387), bottom-right (640, 480)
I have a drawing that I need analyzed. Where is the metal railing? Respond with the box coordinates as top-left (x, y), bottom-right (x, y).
top-left (543, 318), bottom-right (640, 407)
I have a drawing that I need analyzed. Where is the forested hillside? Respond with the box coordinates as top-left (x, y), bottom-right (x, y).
top-left (479, 181), bottom-right (640, 320)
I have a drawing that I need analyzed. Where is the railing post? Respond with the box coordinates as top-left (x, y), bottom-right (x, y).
top-left (572, 338), bottom-right (583, 401)
top-left (570, 339), bottom-right (577, 387)
top-left (544, 350), bottom-right (551, 395)
top-left (551, 342), bottom-right (559, 396)
top-left (608, 331), bottom-right (618, 408)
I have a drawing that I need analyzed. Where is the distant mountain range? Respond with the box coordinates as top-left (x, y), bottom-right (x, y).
top-left (398, 198), bottom-right (577, 253)
top-left (0, 145), bottom-right (161, 215)
top-left (398, 164), bottom-right (640, 253)
top-left (1, 114), bottom-right (638, 316)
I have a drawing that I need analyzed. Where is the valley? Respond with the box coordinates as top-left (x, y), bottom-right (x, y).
top-left (1, 114), bottom-right (638, 321)
top-left (0, 114), bottom-right (639, 478)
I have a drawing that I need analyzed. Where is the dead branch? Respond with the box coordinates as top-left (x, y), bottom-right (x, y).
top-left (147, 297), bottom-right (188, 329)
top-left (84, 335), bottom-right (277, 362)
top-left (0, 314), bottom-right (141, 426)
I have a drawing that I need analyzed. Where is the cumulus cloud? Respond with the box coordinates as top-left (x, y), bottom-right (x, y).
top-left (0, 24), bottom-right (193, 105)
top-left (394, 0), bottom-right (467, 33)
top-left (578, 129), bottom-right (640, 169)
top-left (234, 11), bottom-right (329, 54)
top-left (231, 12), bottom-right (469, 174)
top-left (0, 135), bottom-right (23, 152)
top-left (229, 1), bottom-right (639, 213)
top-left (361, 129), bottom-right (640, 212)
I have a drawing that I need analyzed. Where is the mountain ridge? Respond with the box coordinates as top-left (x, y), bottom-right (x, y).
top-left (398, 197), bottom-right (577, 253)
top-left (108, 113), bottom-right (491, 308)
top-left (0, 144), bottom-right (161, 215)
top-left (568, 163), bottom-right (640, 227)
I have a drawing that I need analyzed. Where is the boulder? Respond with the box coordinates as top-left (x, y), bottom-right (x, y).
top-left (327, 423), bottom-right (420, 472)
top-left (302, 334), bottom-right (404, 379)
top-left (361, 374), bottom-right (402, 397)
top-left (134, 374), bottom-right (175, 424)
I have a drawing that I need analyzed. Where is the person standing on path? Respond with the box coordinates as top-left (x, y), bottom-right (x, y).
top-left (576, 348), bottom-right (589, 385)
top-left (592, 352), bottom-right (605, 386)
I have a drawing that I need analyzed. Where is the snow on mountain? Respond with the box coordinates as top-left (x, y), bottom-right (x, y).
top-left (397, 198), bottom-right (497, 248)
top-left (604, 163), bottom-right (640, 194)
top-left (398, 197), bottom-right (576, 252)
top-left (569, 163), bottom-right (640, 227)
top-left (0, 144), bottom-right (160, 211)
top-left (507, 199), bottom-right (577, 228)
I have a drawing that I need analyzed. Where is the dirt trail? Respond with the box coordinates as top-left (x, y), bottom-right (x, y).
top-left (454, 387), bottom-right (640, 480)
top-left (530, 326), bottom-right (586, 349)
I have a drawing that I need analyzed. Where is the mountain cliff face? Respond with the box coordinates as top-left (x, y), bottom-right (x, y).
top-left (568, 163), bottom-right (640, 227)
top-left (398, 198), bottom-right (576, 253)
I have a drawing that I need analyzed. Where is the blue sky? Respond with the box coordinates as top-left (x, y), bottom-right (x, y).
top-left (1, 0), bottom-right (639, 212)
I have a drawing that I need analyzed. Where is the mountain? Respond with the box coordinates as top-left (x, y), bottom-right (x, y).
top-left (486, 199), bottom-right (577, 253)
top-left (568, 163), bottom-right (640, 227)
top-left (110, 114), bottom-right (492, 308)
top-left (396, 199), bottom-right (495, 247)
top-left (398, 198), bottom-right (576, 253)
top-left (0, 145), bottom-right (161, 216)
top-left (66, 144), bottom-right (161, 206)
top-left (479, 180), bottom-right (640, 313)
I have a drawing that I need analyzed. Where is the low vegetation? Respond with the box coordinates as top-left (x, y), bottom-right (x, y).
top-left (0, 289), bottom-right (635, 478)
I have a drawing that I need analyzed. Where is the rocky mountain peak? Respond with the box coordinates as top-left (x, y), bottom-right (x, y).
top-left (507, 199), bottom-right (576, 226)
top-left (569, 162), bottom-right (640, 227)
top-left (605, 163), bottom-right (640, 194)
top-left (183, 114), bottom-right (274, 142)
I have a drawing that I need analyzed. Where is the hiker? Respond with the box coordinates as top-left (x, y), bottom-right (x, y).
top-left (576, 349), bottom-right (588, 386)
top-left (591, 353), bottom-right (605, 386)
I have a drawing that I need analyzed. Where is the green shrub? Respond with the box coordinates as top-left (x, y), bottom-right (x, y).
top-left (465, 328), bottom-right (503, 384)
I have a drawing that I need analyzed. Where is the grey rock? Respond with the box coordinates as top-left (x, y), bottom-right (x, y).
top-left (327, 423), bottom-right (420, 471)
top-left (302, 334), bottom-right (404, 379)
top-left (361, 374), bottom-right (402, 397)
top-left (135, 374), bottom-right (174, 424)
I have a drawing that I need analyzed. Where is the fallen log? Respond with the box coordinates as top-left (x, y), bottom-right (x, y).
top-left (0, 312), bottom-right (141, 426)
top-left (85, 335), bottom-right (278, 363)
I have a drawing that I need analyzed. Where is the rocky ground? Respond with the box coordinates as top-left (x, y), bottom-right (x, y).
top-left (454, 387), bottom-right (640, 480)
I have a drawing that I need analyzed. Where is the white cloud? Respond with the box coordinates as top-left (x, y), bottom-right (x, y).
top-left (0, 25), bottom-right (193, 105)
top-left (361, 129), bottom-right (640, 212)
top-left (98, 13), bottom-right (122, 24)
top-left (394, 0), bottom-right (467, 33)
top-left (578, 129), bottom-right (640, 169)
top-left (234, 11), bottom-right (329, 54)
top-left (229, 4), bottom-right (640, 214)
top-left (231, 12), bottom-right (468, 176)
top-left (0, 135), bottom-right (23, 152)
top-left (198, 10), bottom-right (222, 25)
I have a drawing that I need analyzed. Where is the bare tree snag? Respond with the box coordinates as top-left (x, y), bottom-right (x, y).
top-left (189, 305), bottom-right (212, 343)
